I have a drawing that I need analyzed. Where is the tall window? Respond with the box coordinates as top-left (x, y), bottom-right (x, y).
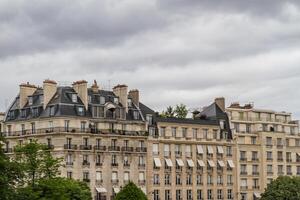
top-left (64, 120), bottom-right (70, 132)
top-left (31, 122), bottom-right (36, 134)
top-left (153, 144), bottom-right (159, 155)
top-left (71, 94), bottom-right (77, 103)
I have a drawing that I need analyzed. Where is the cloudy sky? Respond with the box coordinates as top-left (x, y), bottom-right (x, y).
top-left (0, 0), bottom-right (300, 117)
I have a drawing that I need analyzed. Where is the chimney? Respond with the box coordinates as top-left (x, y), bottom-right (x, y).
top-left (128, 89), bottom-right (139, 108)
top-left (215, 97), bottom-right (225, 112)
top-left (19, 82), bottom-right (37, 108)
top-left (72, 80), bottom-right (88, 109)
top-left (113, 84), bottom-right (128, 112)
top-left (43, 79), bottom-right (57, 109)
top-left (91, 80), bottom-right (100, 93)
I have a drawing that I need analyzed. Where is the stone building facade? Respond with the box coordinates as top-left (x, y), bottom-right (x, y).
top-left (1, 80), bottom-right (299, 200)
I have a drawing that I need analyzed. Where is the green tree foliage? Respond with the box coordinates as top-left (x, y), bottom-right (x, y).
top-left (0, 137), bottom-right (23, 200)
top-left (261, 176), bottom-right (300, 200)
top-left (14, 140), bottom-right (63, 186)
top-left (114, 182), bottom-right (147, 200)
top-left (174, 103), bottom-right (188, 118)
top-left (15, 177), bottom-right (92, 200)
top-left (160, 104), bottom-right (188, 118)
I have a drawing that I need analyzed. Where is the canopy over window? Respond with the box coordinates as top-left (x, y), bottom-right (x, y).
top-left (218, 160), bottom-right (225, 167)
top-left (197, 160), bottom-right (205, 167)
top-left (187, 159), bottom-right (195, 167)
top-left (154, 158), bottom-right (162, 167)
top-left (176, 159), bottom-right (184, 167)
top-left (254, 192), bottom-right (261, 198)
top-left (207, 160), bottom-right (215, 167)
top-left (217, 146), bottom-right (224, 154)
top-left (113, 187), bottom-right (120, 194)
top-left (227, 160), bottom-right (235, 168)
top-left (96, 187), bottom-right (107, 193)
top-left (197, 145), bottom-right (204, 154)
top-left (165, 158), bottom-right (173, 167)
top-left (207, 146), bottom-right (214, 154)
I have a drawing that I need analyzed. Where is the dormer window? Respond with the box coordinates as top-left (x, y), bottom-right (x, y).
top-left (28, 97), bottom-right (33, 106)
top-left (49, 106), bottom-right (55, 116)
top-left (72, 94), bottom-right (77, 103)
top-left (88, 95), bottom-right (92, 103)
top-left (100, 96), bottom-right (105, 105)
top-left (32, 108), bottom-right (39, 118)
top-left (128, 99), bottom-right (132, 107)
top-left (146, 114), bottom-right (153, 125)
top-left (114, 97), bottom-right (119, 104)
top-left (133, 111), bottom-right (139, 120)
top-left (21, 109), bottom-right (27, 118)
top-left (78, 107), bottom-right (84, 116)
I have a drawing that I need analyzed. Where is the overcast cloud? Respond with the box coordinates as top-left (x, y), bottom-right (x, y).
top-left (0, 0), bottom-right (300, 118)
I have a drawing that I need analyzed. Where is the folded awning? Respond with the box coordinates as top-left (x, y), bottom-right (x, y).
top-left (207, 160), bottom-right (215, 167)
top-left (96, 187), bottom-right (107, 193)
top-left (141, 187), bottom-right (147, 194)
top-left (187, 159), bottom-right (195, 167)
top-left (218, 160), bottom-right (225, 167)
top-left (197, 160), bottom-right (205, 167)
top-left (113, 187), bottom-right (120, 194)
top-left (297, 152), bottom-right (300, 157)
top-left (207, 146), bottom-right (214, 154)
top-left (154, 158), bottom-right (162, 167)
top-left (217, 146), bottom-right (224, 154)
top-left (176, 159), bottom-right (184, 167)
top-left (165, 158), bottom-right (173, 167)
top-left (197, 145), bottom-right (204, 154)
top-left (254, 192), bottom-right (261, 198)
top-left (227, 160), bottom-right (235, 168)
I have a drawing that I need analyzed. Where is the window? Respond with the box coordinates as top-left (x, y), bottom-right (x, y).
top-left (164, 144), bottom-right (170, 157)
top-left (267, 165), bottom-right (273, 174)
top-left (227, 175), bottom-right (233, 185)
top-left (64, 120), bottom-right (70, 132)
top-left (96, 171), bottom-right (102, 181)
top-left (32, 108), bottom-right (39, 117)
top-left (263, 124), bottom-right (268, 132)
top-left (207, 189), bottom-right (213, 200)
top-left (83, 172), bottom-right (89, 181)
top-left (197, 190), bottom-right (202, 200)
top-left (187, 190), bottom-right (192, 200)
top-left (71, 94), bottom-right (77, 103)
top-left (21, 124), bottom-right (25, 135)
top-left (28, 97), bottom-right (33, 105)
top-left (31, 122), bottom-right (36, 134)
top-left (266, 137), bottom-right (272, 146)
top-left (146, 115), bottom-right (153, 125)
top-left (186, 174), bottom-right (192, 185)
top-left (207, 175), bottom-right (213, 185)
top-left (251, 136), bottom-right (257, 144)
top-left (21, 109), bottom-right (27, 118)
top-left (217, 175), bottom-right (223, 185)
top-left (48, 121), bottom-right (54, 132)
top-left (246, 124), bottom-right (251, 133)
top-left (175, 144), bottom-right (181, 156)
top-left (139, 172), bottom-right (145, 181)
top-left (192, 128), bottom-right (198, 138)
top-left (124, 172), bottom-right (130, 182)
top-left (112, 171), bottom-right (118, 181)
top-left (240, 151), bottom-right (246, 160)
top-left (227, 189), bottom-right (233, 199)
top-left (176, 190), bottom-right (182, 200)
top-left (81, 121), bottom-right (86, 132)
top-left (227, 146), bottom-right (232, 156)
top-left (165, 174), bottom-right (171, 185)
top-left (267, 151), bottom-right (273, 160)
top-left (217, 189), bottom-right (223, 200)
top-left (196, 174), bottom-right (202, 185)
top-left (111, 154), bottom-right (117, 165)
top-left (176, 174), bottom-right (181, 185)
top-left (240, 164), bottom-right (247, 174)
top-left (165, 190), bottom-right (171, 200)
top-left (278, 165), bottom-right (284, 174)
top-left (67, 171), bottom-right (72, 179)
top-left (153, 190), bottom-right (159, 200)
top-left (182, 128), bottom-right (187, 137)
top-left (47, 138), bottom-right (52, 147)
top-left (252, 151), bottom-right (258, 160)
top-left (153, 144), bottom-right (159, 155)
top-left (171, 127), bottom-right (177, 137)
top-left (241, 178), bottom-right (247, 189)
top-left (133, 111), bottom-right (139, 120)
top-left (78, 107), bottom-right (84, 116)
top-left (100, 96), bottom-right (105, 104)
top-left (185, 145), bottom-right (192, 157)
top-left (153, 174), bottom-right (160, 185)
top-left (234, 123), bottom-right (240, 132)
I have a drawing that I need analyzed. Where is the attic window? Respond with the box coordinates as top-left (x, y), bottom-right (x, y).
top-left (128, 99), bottom-right (132, 107)
top-left (28, 97), bottom-right (33, 106)
top-left (21, 109), bottom-right (27, 118)
top-left (78, 107), bottom-right (84, 116)
top-left (72, 94), bottom-right (77, 103)
top-left (114, 97), bottom-right (119, 104)
top-left (133, 111), bottom-right (139, 120)
top-left (50, 106), bottom-right (55, 116)
top-left (100, 96), bottom-right (105, 105)
top-left (88, 95), bottom-right (92, 103)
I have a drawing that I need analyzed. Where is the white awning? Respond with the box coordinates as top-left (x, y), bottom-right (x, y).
top-left (96, 187), bottom-right (107, 193)
top-left (165, 158), bottom-right (173, 167)
top-left (113, 187), bottom-right (120, 193)
top-left (207, 160), bottom-right (215, 167)
top-left (187, 159), bottom-right (195, 167)
top-left (141, 187), bottom-right (147, 194)
top-left (227, 160), bottom-right (235, 168)
top-left (197, 160), bottom-right (205, 167)
top-left (197, 145), bottom-right (204, 154)
top-left (207, 146), bottom-right (214, 154)
top-left (176, 159), bottom-right (184, 167)
top-left (218, 160), bottom-right (225, 167)
top-left (254, 192), bottom-right (261, 198)
top-left (154, 158), bottom-right (162, 167)
top-left (297, 152), bottom-right (300, 157)
top-left (217, 146), bottom-right (224, 154)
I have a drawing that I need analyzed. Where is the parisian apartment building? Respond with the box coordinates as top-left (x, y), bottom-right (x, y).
top-left (0, 80), bottom-right (299, 200)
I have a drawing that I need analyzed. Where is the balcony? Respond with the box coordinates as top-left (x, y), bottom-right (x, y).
top-left (138, 180), bottom-right (146, 185)
top-left (94, 146), bottom-right (106, 151)
top-left (108, 146), bottom-right (120, 152)
top-left (83, 178), bottom-right (90, 183)
top-left (240, 171), bottom-right (248, 175)
top-left (252, 158), bottom-right (259, 161)
top-left (286, 159), bottom-right (292, 163)
top-left (65, 162), bottom-right (73, 166)
top-left (95, 179), bottom-right (103, 185)
top-left (277, 158), bottom-right (283, 162)
top-left (46, 145), bottom-right (54, 150)
top-left (80, 145), bottom-right (92, 150)
top-left (266, 144), bottom-right (273, 148)
top-left (64, 144), bottom-right (77, 150)
top-left (124, 163), bottom-right (130, 168)
top-left (240, 186), bottom-right (248, 190)
top-left (175, 151), bottom-right (182, 157)
top-left (96, 162), bottom-right (103, 167)
top-left (82, 161), bottom-right (90, 167)
top-left (278, 171), bottom-right (284, 176)
top-left (2, 148), bottom-right (13, 153)
top-left (136, 147), bottom-right (147, 152)
top-left (252, 172), bottom-right (259, 176)
top-left (121, 147), bottom-right (134, 152)
top-left (277, 144), bottom-right (284, 149)
top-left (267, 172), bottom-right (273, 176)
top-left (138, 163), bottom-right (145, 169)
top-left (287, 172), bottom-right (293, 175)
top-left (240, 157), bottom-right (247, 161)
top-left (266, 158), bottom-right (273, 161)
top-left (111, 163), bottom-right (118, 167)
top-left (111, 179), bottom-right (119, 184)
top-left (164, 151), bottom-right (171, 157)
top-left (252, 186), bottom-right (260, 189)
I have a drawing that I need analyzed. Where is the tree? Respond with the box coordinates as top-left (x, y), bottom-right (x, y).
top-left (174, 103), bottom-right (188, 118)
top-left (261, 176), bottom-right (300, 200)
top-left (15, 177), bottom-right (92, 200)
top-left (14, 140), bottom-right (63, 186)
top-left (0, 137), bottom-right (23, 200)
top-left (114, 182), bottom-right (147, 200)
